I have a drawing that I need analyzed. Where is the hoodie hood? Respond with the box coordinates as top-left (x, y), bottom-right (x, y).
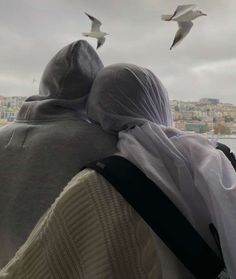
top-left (17, 40), bottom-right (103, 121)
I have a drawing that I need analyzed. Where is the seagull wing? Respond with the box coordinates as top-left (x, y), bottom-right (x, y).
top-left (85, 12), bottom-right (102, 32)
top-left (97, 37), bottom-right (105, 49)
top-left (171, 4), bottom-right (196, 20)
top-left (170, 21), bottom-right (193, 50)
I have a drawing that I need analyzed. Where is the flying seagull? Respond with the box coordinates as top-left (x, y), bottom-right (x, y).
top-left (161, 4), bottom-right (207, 50)
top-left (83, 12), bottom-right (109, 49)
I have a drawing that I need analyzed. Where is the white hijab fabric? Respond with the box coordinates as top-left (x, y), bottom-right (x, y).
top-left (87, 63), bottom-right (236, 278)
top-left (87, 63), bottom-right (172, 133)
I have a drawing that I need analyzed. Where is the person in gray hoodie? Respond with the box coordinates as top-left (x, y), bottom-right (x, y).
top-left (0, 40), bottom-right (117, 268)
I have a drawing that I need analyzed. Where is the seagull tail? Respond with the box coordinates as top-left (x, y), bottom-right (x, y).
top-left (161, 14), bottom-right (173, 21)
top-left (82, 32), bottom-right (90, 37)
top-left (170, 41), bottom-right (176, 50)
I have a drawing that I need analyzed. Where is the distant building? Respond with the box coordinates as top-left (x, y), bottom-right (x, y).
top-left (199, 98), bottom-right (219, 105)
top-left (185, 123), bottom-right (209, 133)
top-left (230, 123), bottom-right (236, 135)
top-left (181, 111), bottom-right (193, 120)
top-left (0, 96), bottom-right (26, 122)
top-left (174, 120), bottom-right (186, 130)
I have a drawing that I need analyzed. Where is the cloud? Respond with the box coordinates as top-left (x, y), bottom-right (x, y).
top-left (163, 58), bottom-right (236, 103)
top-left (0, 0), bottom-right (235, 105)
top-left (192, 58), bottom-right (236, 73)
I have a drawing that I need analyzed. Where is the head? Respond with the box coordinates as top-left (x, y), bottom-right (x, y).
top-left (87, 63), bottom-right (173, 134)
top-left (196, 10), bottom-right (207, 17)
top-left (30, 40), bottom-right (103, 101)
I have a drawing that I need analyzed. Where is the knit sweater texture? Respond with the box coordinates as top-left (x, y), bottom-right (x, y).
top-left (0, 170), bottom-right (161, 279)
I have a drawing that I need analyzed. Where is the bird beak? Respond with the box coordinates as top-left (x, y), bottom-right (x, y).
top-left (202, 13), bottom-right (207, 16)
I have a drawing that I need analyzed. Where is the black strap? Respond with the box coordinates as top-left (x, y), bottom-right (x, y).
top-left (216, 142), bottom-right (236, 171)
top-left (86, 155), bottom-right (225, 279)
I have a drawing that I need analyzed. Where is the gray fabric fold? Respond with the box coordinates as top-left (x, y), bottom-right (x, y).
top-left (0, 40), bottom-right (117, 268)
top-left (17, 40), bottom-right (104, 121)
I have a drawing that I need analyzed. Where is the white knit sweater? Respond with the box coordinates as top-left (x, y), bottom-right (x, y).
top-left (0, 169), bottom-right (161, 279)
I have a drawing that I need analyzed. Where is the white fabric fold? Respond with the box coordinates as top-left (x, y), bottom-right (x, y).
top-left (88, 63), bottom-right (236, 278)
top-left (118, 122), bottom-right (236, 278)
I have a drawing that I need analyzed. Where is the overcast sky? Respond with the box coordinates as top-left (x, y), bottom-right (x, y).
top-left (0, 0), bottom-right (235, 104)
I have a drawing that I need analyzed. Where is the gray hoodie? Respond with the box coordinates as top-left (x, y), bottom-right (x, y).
top-left (0, 40), bottom-right (117, 268)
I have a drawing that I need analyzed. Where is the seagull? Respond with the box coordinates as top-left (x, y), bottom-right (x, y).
top-left (161, 4), bottom-right (207, 50)
top-left (83, 12), bottom-right (109, 49)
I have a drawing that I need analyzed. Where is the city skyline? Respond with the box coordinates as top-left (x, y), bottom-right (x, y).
top-left (0, 94), bottom-right (236, 106)
top-left (1, 96), bottom-right (236, 131)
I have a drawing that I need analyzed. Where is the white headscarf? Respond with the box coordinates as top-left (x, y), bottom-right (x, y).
top-left (87, 63), bottom-right (172, 132)
top-left (87, 63), bottom-right (236, 278)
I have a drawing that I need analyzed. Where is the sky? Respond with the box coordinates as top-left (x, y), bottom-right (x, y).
top-left (0, 0), bottom-right (235, 104)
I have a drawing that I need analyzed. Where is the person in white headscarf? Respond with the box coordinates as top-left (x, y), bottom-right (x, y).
top-left (87, 63), bottom-right (236, 278)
